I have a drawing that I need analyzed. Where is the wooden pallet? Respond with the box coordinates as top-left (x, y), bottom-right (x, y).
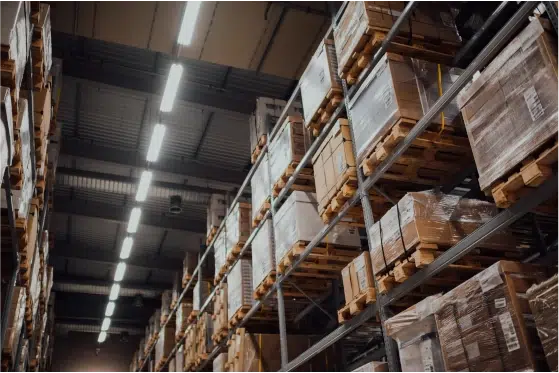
top-left (155, 358), bottom-right (167, 372)
top-left (206, 226), bottom-right (218, 246)
top-left (225, 238), bottom-right (250, 266)
top-left (251, 134), bottom-right (267, 164)
top-left (337, 288), bottom-right (376, 324)
top-left (253, 272), bottom-right (276, 300)
top-left (374, 242), bottom-right (525, 295)
top-left (181, 273), bottom-right (195, 288)
top-left (252, 197), bottom-right (270, 228)
top-left (187, 310), bottom-right (199, 324)
top-left (277, 240), bottom-right (361, 279)
top-left (307, 88), bottom-right (344, 136)
top-left (214, 264), bottom-right (227, 285)
top-left (360, 118), bottom-right (473, 186)
top-left (228, 305), bottom-right (251, 328)
top-left (272, 162), bottom-right (315, 197)
top-left (488, 140), bottom-right (558, 208)
top-left (211, 327), bottom-right (228, 344)
top-left (342, 27), bottom-right (459, 85)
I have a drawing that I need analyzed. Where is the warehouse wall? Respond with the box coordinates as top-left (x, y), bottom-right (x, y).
top-left (51, 332), bottom-right (141, 371)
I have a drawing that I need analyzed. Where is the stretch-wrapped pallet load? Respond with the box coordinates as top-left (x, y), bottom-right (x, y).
top-left (312, 118), bottom-right (356, 217)
top-left (341, 251), bottom-right (375, 304)
top-left (160, 290), bottom-right (173, 324)
top-left (300, 39), bottom-right (342, 135)
top-left (0, 1), bottom-right (31, 103)
top-left (175, 346), bottom-right (184, 372)
top-left (193, 280), bottom-right (211, 312)
top-left (184, 325), bottom-right (196, 370)
top-left (434, 261), bottom-right (549, 371)
top-left (385, 294), bottom-right (445, 372)
top-left (171, 272), bottom-right (181, 308)
top-left (249, 97), bottom-right (303, 160)
top-left (268, 115), bottom-right (312, 195)
top-left (352, 361), bottom-right (388, 372)
top-left (369, 191), bottom-right (516, 276)
top-left (2, 286), bottom-right (26, 367)
top-left (349, 53), bottom-right (465, 169)
top-left (33, 3), bottom-right (52, 88)
top-left (28, 83), bottom-right (51, 178)
top-left (28, 245), bottom-right (41, 331)
top-left (334, 2), bottom-right (460, 84)
top-left (251, 219), bottom-right (274, 294)
top-left (182, 252), bottom-right (197, 287)
top-left (214, 229), bottom-right (227, 281)
top-left (213, 353), bottom-right (227, 372)
top-left (196, 313), bottom-right (213, 362)
top-left (207, 194), bottom-right (227, 238)
top-left (250, 153), bottom-right (270, 224)
top-left (527, 275), bottom-right (558, 371)
top-left (274, 191), bottom-right (361, 267)
top-left (1, 87), bottom-right (14, 179)
top-left (155, 323), bottom-right (175, 368)
top-left (225, 201), bottom-right (251, 257)
top-left (175, 300), bottom-right (193, 341)
top-left (212, 283), bottom-right (228, 341)
top-left (457, 18), bottom-right (558, 203)
top-left (227, 258), bottom-right (253, 322)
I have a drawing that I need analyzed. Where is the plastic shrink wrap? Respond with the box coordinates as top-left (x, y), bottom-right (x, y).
top-left (182, 252), bottom-right (197, 286)
top-left (227, 258), bottom-right (253, 320)
top-left (175, 346), bottom-right (184, 372)
top-left (300, 39), bottom-right (342, 129)
top-left (527, 274), bottom-right (558, 371)
top-left (172, 272), bottom-right (181, 307)
top-left (348, 52), bottom-right (463, 165)
top-left (155, 324), bottom-right (175, 366)
top-left (268, 116), bottom-right (310, 189)
top-left (333, 2), bottom-right (460, 79)
top-left (193, 280), bottom-right (211, 312)
top-left (385, 294), bottom-right (445, 372)
top-left (207, 194), bottom-right (227, 233)
top-left (2, 286), bottom-right (26, 367)
top-left (175, 300), bottom-right (192, 340)
top-left (1, 87), bottom-right (14, 180)
top-left (434, 261), bottom-right (549, 371)
top-left (160, 290), bottom-right (173, 324)
top-left (251, 219), bottom-right (275, 291)
top-left (273, 191), bottom-right (361, 268)
top-left (352, 361), bottom-right (388, 372)
top-left (250, 153), bottom-right (270, 222)
top-left (196, 313), bottom-right (213, 359)
top-left (212, 283), bottom-right (228, 336)
top-left (213, 353), bottom-right (228, 372)
top-left (341, 251), bottom-right (376, 304)
top-left (34, 4), bottom-right (52, 87)
top-left (225, 201), bottom-right (251, 256)
top-left (457, 18), bottom-right (558, 192)
top-left (369, 191), bottom-right (516, 274)
top-left (214, 229), bottom-right (227, 279)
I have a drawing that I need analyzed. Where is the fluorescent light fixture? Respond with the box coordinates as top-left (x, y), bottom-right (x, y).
top-left (97, 331), bottom-right (107, 343)
top-left (160, 64), bottom-right (183, 112)
top-left (178, 1), bottom-right (202, 46)
top-left (120, 237), bottom-right (133, 259)
top-left (135, 170), bottom-right (153, 202)
top-left (127, 207), bottom-right (142, 233)
top-left (101, 317), bottom-right (111, 331)
top-left (114, 262), bottom-right (127, 282)
top-left (146, 124), bottom-right (166, 162)
top-left (105, 302), bottom-right (116, 317)
top-left (109, 284), bottom-right (120, 301)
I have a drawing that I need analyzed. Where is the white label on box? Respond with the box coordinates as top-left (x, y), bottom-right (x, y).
top-left (523, 85), bottom-right (545, 121)
top-left (499, 312), bottom-right (521, 352)
top-left (458, 314), bottom-right (473, 331)
top-left (381, 86), bottom-right (393, 109)
top-left (420, 338), bottom-right (435, 372)
top-left (465, 341), bottom-right (480, 360)
top-left (354, 255), bottom-right (368, 292)
top-left (494, 297), bottom-right (507, 309)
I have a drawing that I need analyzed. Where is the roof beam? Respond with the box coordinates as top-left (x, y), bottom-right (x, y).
top-left (53, 197), bottom-right (207, 233)
top-left (61, 137), bottom-right (246, 185)
top-left (52, 240), bottom-right (182, 271)
top-left (52, 275), bottom-right (169, 298)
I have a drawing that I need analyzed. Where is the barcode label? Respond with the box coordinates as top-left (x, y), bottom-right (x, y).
top-left (495, 297), bottom-right (506, 309)
top-left (523, 86), bottom-right (545, 121)
top-left (499, 312), bottom-right (521, 352)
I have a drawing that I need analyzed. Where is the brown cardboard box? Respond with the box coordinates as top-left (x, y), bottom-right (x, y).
top-left (155, 324), bottom-right (176, 366)
top-left (341, 265), bottom-right (354, 304)
top-left (457, 18), bottom-right (558, 192)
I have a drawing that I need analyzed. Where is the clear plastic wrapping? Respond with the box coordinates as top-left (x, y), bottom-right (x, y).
top-left (300, 39), bottom-right (342, 127)
top-left (196, 313), bottom-right (213, 357)
top-left (333, 2), bottom-right (460, 78)
top-left (273, 191), bottom-right (361, 265)
top-left (349, 53), bottom-right (463, 164)
top-left (1, 87), bottom-right (13, 178)
top-left (213, 352), bottom-right (228, 372)
top-left (193, 280), bottom-right (211, 312)
top-left (225, 201), bottom-right (251, 256)
top-left (214, 229), bottom-right (227, 278)
top-left (35, 4), bottom-right (52, 86)
top-left (207, 193), bottom-right (227, 233)
top-left (368, 191), bottom-right (515, 274)
top-left (251, 219), bottom-right (274, 291)
top-left (0, 1), bottom-right (31, 99)
top-left (527, 274), bottom-right (558, 371)
top-left (268, 116), bottom-right (310, 188)
top-left (249, 97), bottom-right (303, 153)
top-left (212, 283), bottom-right (228, 336)
top-left (2, 286), bottom-right (26, 366)
top-left (352, 361), bottom-right (388, 372)
top-left (341, 251), bottom-right (375, 304)
top-left (385, 294), bottom-right (445, 372)
top-left (227, 258), bottom-right (253, 320)
top-left (175, 346), bottom-right (184, 372)
top-left (457, 18), bottom-right (558, 191)
top-left (433, 261), bottom-right (549, 371)
top-left (250, 153), bottom-right (270, 222)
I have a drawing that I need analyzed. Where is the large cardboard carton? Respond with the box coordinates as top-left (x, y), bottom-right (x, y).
top-left (227, 258), bottom-right (253, 321)
top-left (155, 324), bottom-right (175, 366)
top-left (251, 220), bottom-right (274, 292)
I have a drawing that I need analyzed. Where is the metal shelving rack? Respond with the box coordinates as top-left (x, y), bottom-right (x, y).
top-left (136, 1), bottom-right (558, 372)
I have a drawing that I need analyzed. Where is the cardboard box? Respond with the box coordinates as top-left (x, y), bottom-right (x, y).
top-left (352, 361), bottom-right (388, 372)
top-left (227, 258), bottom-right (253, 321)
top-left (527, 275), bottom-right (558, 371)
top-left (334, 2), bottom-right (460, 78)
top-left (212, 283), bottom-right (228, 337)
top-left (206, 193), bottom-right (227, 233)
top-left (348, 53), bottom-right (463, 165)
top-left (182, 252), bottom-right (198, 286)
top-left (300, 39), bottom-right (342, 129)
top-left (175, 300), bottom-right (193, 340)
top-left (175, 346), bottom-right (184, 372)
top-left (160, 290), bottom-right (173, 324)
top-left (341, 251), bottom-right (375, 304)
top-left (368, 191), bottom-right (515, 275)
top-left (251, 220), bottom-right (275, 291)
top-left (213, 353), bottom-right (227, 372)
top-left (193, 280), bottom-right (211, 312)
top-left (155, 324), bottom-right (176, 366)
top-left (214, 229), bottom-right (227, 280)
top-left (225, 201), bottom-right (251, 255)
top-left (457, 18), bottom-right (558, 192)
top-left (250, 153), bottom-right (270, 222)
top-left (1, 87), bottom-right (14, 178)
top-left (2, 286), bottom-right (26, 366)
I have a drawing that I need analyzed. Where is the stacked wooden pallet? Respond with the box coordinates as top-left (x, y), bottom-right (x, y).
top-left (211, 284), bottom-right (228, 344)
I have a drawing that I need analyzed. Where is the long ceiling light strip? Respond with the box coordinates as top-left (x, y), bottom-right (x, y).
top-left (98, 1), bottom-right (203, 343)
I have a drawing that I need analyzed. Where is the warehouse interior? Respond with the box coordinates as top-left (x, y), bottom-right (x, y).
top-left (1, 1), bottom-right (558, 372)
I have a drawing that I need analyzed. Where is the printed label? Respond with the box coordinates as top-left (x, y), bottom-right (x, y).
top-left (499, 312), bottom-right (521, 352)
top-left (354, 255), bottom-right (368, 291)
top-left (381, 86), bottom-right (394, 109)
top-left (523, 86), bottom-right (545, 121)
top-left (420, 338), bottom-right (435, 372)
top-left (458, 314), bottom-right (473, 331)
top-left (494, 297), bottom-right (507, 309)
top-left (465, 342), bottom-right (480, 360)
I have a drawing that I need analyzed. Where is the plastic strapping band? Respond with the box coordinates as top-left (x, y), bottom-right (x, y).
top-left (395, 203), bottom-right (408, 257)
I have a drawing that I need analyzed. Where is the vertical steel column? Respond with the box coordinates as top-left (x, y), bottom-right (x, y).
top-left (266, 132), bottom-right (289, 368)
top-left (198, 239), bottom-right (204, 309)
